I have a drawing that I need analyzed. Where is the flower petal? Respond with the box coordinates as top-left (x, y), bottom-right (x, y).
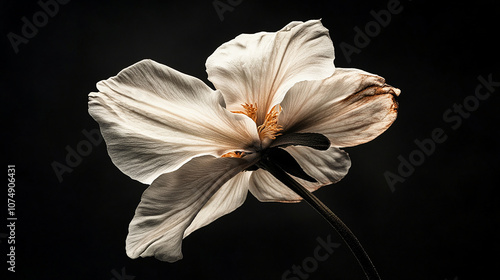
top-left (279, 68), bottom-right (400, 147)
top-left (89, 59), bottom-right (260, 184)
top-left (249, 169), bottom-right (302, 203)
top-left (249, 146), bottom-right (350, 202)
top-left (125, 155), bottom-right (255, 262)
top-left (286, 146), bottom-right (351, 188)
top-left (183, 171), bottom-right (252, 238)
top-left (206, 19), bottom-right (335, 124)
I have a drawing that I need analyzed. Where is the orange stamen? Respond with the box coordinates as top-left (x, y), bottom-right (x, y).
top-left (232, 103), bottom-right (258, 122)
top-left (257, 105), bottom-right (283, 140)
top-left (221, 151), bottom-right (245, 158)
top-left (226, 103), bottom-right (283, 158)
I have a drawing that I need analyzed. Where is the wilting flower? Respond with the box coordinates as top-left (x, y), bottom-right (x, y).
top-left (88, 20), bottom-right (399, 262)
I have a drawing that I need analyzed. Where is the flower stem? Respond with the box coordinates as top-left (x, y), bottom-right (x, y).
top-left (259, 159), bottom-right (381, 280)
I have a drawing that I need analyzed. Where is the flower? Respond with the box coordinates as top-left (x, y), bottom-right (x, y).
top-left (88, 19), bottom-right (400, 262)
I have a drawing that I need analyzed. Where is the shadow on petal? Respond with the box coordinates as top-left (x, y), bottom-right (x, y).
top-left (125, 155), bottom-right (255, 262)
top-left (280, 68), bottom-right (400, 147)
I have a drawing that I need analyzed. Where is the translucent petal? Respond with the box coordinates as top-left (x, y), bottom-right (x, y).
top-left (249, 146), bottom-right (350, 202)
top-left (206, 20), bottom-right (335, 124)
top-left (89, 59), bottom-right (259, 184)
top-left (280, 68), bottom-right (400, 147)
top-left (125, 155), bottom-right (254, 262)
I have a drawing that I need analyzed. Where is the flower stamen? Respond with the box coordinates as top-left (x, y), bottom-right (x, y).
top-left (258, 105), bottom-right (283, 141)
top-left (232, 103), bottom-right (258, 122)
top-left (232, 103), bottom-right (283, 146)
top-left (221, 151), bottom-right (245, 158)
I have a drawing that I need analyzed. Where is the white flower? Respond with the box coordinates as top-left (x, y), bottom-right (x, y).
top-left (88, 19), bottom-right (400, 262)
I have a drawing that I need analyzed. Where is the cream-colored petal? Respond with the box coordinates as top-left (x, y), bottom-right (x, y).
top-left (89, 59), bottom-right (260, 184)
top-left (286, 146), bottom-right (351, 189)
top-left (206, 19), bottom-right (335, 124)
top-left (125, 155), bottom-right (254, 262)
top-left (279, 68), bottom-right (400, 147)
top-left (183, 171), bottom-right (252, 238)
top-left (248, 146), bottom-right (350, 202)
top-left (249, 169), bottom-right (302, 203)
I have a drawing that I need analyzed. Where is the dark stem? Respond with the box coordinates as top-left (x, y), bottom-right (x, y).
top-left (259, 159), bottom-right (381, 280)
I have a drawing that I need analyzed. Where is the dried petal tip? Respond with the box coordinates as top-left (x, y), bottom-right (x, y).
top-left (385, 85), bottom-right (401, 97)
top-left (373, 84), bottom-right (401, 97)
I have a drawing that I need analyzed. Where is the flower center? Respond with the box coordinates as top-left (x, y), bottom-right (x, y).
top-left (221, 103), bottom-right (283, 158)
top-left (233, 103), bottom-right (283, 141)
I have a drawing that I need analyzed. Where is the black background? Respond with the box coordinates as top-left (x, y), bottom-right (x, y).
top-left (2, 0), bottom-right (499, 279)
